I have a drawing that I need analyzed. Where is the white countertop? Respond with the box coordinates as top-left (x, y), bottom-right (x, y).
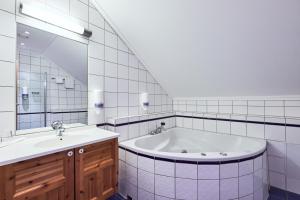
top-left (0, 126), bottom-right (119, 166)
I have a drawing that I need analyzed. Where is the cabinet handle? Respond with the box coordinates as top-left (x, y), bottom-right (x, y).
top-left (67, 151), bottom-right (73, 157)
top-left (79, 148), bottom-right (84, 154)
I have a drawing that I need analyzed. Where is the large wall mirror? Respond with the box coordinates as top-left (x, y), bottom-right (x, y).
top-left (16, 23), bottom-right (88, 130)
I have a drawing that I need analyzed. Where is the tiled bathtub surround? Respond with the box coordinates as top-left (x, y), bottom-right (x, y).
top-left (118, 147), bottom-right (269, 200)
top-left (172, 96), bottom-right (300, 196)
top-left (104, 112), bottom-right (175, 142)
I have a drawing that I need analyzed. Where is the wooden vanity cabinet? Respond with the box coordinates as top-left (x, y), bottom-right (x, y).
top-left (75, 139), bottom-right (118, 200)
top-left (0, 150), bottom-right (74, 200)
top-left (0, 139), bottom-right (118, 200)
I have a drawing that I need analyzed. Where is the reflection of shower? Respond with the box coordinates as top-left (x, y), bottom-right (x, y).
top-left (43, 72), bottom-right (47, 127)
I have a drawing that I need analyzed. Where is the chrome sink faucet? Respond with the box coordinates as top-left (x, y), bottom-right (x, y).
top-left (51, 121), bottom-right (65, 137)
top-left (149, 122), bottom-right (166, 135)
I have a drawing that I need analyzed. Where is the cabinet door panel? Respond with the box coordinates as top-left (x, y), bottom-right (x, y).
top-left (0, 151), bottom-right (74, 200)
top-left (76, 139), bottom-right (118, 200)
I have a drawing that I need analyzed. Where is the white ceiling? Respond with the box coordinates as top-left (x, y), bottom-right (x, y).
top-left (95, 0), bottom-right (300, 97)
top-left (17, 24), bottom-right (88, 85)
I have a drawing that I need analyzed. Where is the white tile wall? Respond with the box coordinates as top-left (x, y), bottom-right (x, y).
top-left (0, 0), bottom-right (172, 138)
top-left (174, 97), bottom-right (300, 195)
top-left (0, 3), bottom-right (15, 138)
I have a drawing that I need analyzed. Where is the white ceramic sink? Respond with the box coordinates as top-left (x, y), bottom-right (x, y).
top-left (0, 138), bottom-right (25, 148)
top-left (35, 135), bottom-right (88, 148)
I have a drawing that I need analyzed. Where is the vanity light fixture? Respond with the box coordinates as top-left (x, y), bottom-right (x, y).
top-left (20, 43), bottom-right (25, 46)
top-left (24, 31), bottom-right (30, 35)
top-left (19, 3), bottom-right (92, 37)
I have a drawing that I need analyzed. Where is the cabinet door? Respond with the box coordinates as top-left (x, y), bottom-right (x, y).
top-left (75, 139), bottom-right (118, 200)
top-left (0, 150), bottom-right (74, 200)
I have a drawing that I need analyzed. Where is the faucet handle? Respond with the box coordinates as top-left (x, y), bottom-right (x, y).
top-left (51, 121), bottom-right (63, 130)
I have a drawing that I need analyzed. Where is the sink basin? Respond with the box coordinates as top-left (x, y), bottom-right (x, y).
top-left (35, 135), bottom-right (88, 148)
top-left (0, 138), bottom-right (25, 148)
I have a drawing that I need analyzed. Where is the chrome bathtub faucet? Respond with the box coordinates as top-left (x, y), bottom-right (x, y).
top-left (51, 121), bottom-right (65, 137)
top-left (149, 122), bottom-right (166, 135)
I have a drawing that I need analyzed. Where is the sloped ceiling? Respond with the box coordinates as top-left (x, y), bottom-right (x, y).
top-left (43, 37), bottom-right (88, 85)
top-left (95, 0), bottom-right (300, 97)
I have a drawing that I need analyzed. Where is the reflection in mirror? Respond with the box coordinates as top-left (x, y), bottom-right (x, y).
top-left (16, 23), bottom-right (88, 130)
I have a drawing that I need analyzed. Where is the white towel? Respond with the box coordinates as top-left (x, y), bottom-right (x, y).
top-left (65, 77), bottom-right (75, 89)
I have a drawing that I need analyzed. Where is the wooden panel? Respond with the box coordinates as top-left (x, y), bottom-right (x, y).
top-left (75, 139), bottom-right (118, 200)
top-left (0, 151), bottom-right (74, 200)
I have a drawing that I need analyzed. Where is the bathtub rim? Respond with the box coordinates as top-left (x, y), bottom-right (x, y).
top-left (119, 128), bottom-right (267, 163)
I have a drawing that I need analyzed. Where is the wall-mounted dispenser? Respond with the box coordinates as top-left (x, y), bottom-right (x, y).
top-left (140, 92), bottom-right (149, 111)
top-left (93, 90), bottom-right (104, 113)
top-left (22, 86), bottom-right (29, 100)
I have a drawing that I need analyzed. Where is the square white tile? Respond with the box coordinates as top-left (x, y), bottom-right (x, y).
top-left (220, 177), bottom-right (238, 200)
top-left (138, 156), bottom-right (154, 173)
top-left (265, 125), bottom-right (285, 142)
top-left (268, 156), bottom-right (285, 174)
top-left (239, 160), bottom-right (253, 176)
top-left (267, 141), bottom-right (286, 158)
top-left (126, 164), bottom-right (137, 186)
top-left (176, 163), bottom-right (197, 179)
top-left (247, 123), bottom-right (264, 139)
top-left (126, 151), bottom-right (137, 167)
top-left (138, 189), bottom-right (154, 200)
top-left (204, 119), bottom-right (217, 132)
top-left (286, 126), bottom-right (300, 144)
top-left (198, 179), bottom-right (219, 200)
top-left (176, 178), bottom-right (197, 200)
top-left (138, 169), bottom-right (154, 193)
top-left (220, 163), bottom-right (238, 178)
top-left (155, 160), bottom-right (175, 177)
top-left (231, 122), bottom-right (246, 136)
top-left (269, 171), bottom-right (286, 190)
top-left (254, 156), bottom-right (263, 171)
top-left (0, 10), bottom-right (15, 37)
top-left (239, 174), bottom-right (254, 197)
top-left (155, 175), bottom-right (175, 198)
top-left (198, 164), bottom-right (219, 179)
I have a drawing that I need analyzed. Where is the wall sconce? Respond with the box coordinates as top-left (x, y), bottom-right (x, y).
top-left (140, 92), bottom-right (149, 111)
top-left (19, 2), bottom-right (92, 37)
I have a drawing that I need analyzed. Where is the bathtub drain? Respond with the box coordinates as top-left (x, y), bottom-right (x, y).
top-left (181, 149), bottom-right (188, 153)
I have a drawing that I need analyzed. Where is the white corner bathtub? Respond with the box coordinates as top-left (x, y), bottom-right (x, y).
top-left (120, 127), bottom-right (266, 162)
top-left (118, 128), bottom-right (269, 200)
